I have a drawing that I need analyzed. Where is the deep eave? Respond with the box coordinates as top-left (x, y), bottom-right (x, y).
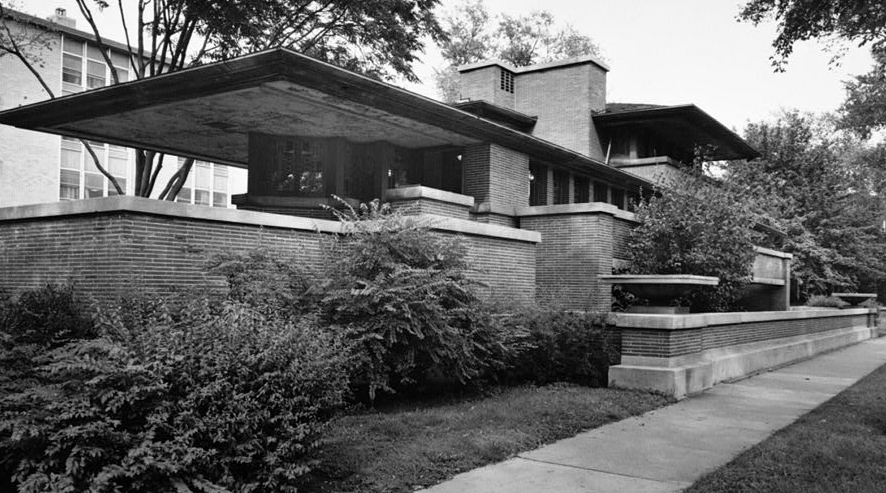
top-left (0, 48), bottom-right (652, 189)
top-left (594, 104), bottom-right (760, 160)
top-left (452, 100), bottom-right (538, 132)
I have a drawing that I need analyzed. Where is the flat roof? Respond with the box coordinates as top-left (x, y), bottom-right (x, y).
top-left (458, 54), bottom-right (610, 74)
top-left (0, 47), bottom-right (652, 189)
top-left (595, 104), bottom-right (759, 160)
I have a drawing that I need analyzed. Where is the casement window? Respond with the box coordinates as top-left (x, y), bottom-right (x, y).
top-left (529, 162), bottom-right (547, 206)
top-left (593, 181), bottom-right (609, 203)
top-left (611, 187), bottom-right (625, 210)
top-left (174, 158), bottom-right (229, 207)
top-left (553, 169), bottom-right (570, 205)
top-left (574, 176), bottom-right (590, 203)
top-left (59, 136), bottom-right (128, 200)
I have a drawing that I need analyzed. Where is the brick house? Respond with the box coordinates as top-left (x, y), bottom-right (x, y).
top-left (0, 35), bottom-right (760, 310)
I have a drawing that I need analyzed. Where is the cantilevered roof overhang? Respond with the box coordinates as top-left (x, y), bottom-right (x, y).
top-left (0, 48), bottom-right (651, 189)
top-left (594, 104), bottom-right (760, 161)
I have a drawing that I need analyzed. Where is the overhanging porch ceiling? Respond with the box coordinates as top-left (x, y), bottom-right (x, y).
top-left (32, 80), bottom-right (481, 168)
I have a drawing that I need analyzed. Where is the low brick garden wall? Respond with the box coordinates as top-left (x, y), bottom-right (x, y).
top-left (608, 308), bottom-right (878, 398)
top-left (0, 196), bottom-right (539, 304)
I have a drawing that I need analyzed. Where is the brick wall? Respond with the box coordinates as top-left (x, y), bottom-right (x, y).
top-left (0, 199), bottom-right (536, 305)
top-left (515, 62), bottom-right (607, 160)
top-left (620, 313), bottom-right (872, 359)
top-left (463, 143), bottom-right (530, 212)
top-left (519, 206), bottom-right (637, 311)
top-left (459, 65), bottom-right (515, 109)
top-left (0, 25), bottom-right (61, 207)
top-left (389, 198), bottom-right (471, 220)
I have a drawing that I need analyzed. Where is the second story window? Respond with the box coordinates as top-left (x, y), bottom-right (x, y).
top-left (553, 170), bottom-right (570, 204)
top-left (500, 69), bottom-right (514, 93)
top-left (62, 38), bottom-right (83, 92)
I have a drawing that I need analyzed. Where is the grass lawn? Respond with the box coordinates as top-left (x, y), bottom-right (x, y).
top-left (305, 383), bottom-right (672, 492)
top-left (686, 362), bottom-right (886, 493)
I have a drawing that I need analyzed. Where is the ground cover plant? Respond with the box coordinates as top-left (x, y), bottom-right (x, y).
top-left (685, 362), bottom-right (886, 493)
top-left (305, 384), bottom-right (671, 493)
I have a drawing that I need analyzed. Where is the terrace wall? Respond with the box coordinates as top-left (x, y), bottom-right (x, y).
top-left (0, 196), bottom-right (538, 304)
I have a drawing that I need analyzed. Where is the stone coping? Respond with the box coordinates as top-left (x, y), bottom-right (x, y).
top-left (0, 196), bottom-right (540, 243)
top-left (458, 53), bottom-right (609, 74)
top-left (383, 185), bottom-right (475, 207)
top-left (754, 245), bottom-right (793, 259)
top-left (609, 156), bottom-right (681, 167)
top-left (750, 276), bottom-right (786, 286)
top-left (230, 194), bottom-right (360, 208)
top-left (515, 202), bottom-right (638, 222)
top-left (599, 274), bottom-right (719, 285)
top-left (608, 307), bottom-right (875, 330)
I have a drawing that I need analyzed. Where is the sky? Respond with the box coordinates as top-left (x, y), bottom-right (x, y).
top-left (19, 0), bottom-right (876, 133)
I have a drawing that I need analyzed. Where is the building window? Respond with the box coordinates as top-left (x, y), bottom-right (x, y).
top-left (440, 149), bottom-right (463, 194)
top-left (61, 37), bottom-right (83, 93)
top-left (59, 136), bottom-right (130, 200)
top-left (500, 69), bottom-right (514, 93)
top-left (627, 190), bottom-right (640, 212)
top-left (174, 158), bottom-right (229, 207)
top-left (529, 162), bottom-right (547, 206)
top-left (593, 181), bottom-right (609, 203)
top-left (611, 187), bottom-right (625, 210)
top-left (271, 138), bottom-right (325, 195)
top-left (59, 34), bottom-right (134, 201)
top-left (574, 176), bottom-right (590, 203)
top-left (553, 169), bottom-right (570, 204)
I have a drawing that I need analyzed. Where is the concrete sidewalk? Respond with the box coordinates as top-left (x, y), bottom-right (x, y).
top-left (423, 337), bottom-right (886, 493)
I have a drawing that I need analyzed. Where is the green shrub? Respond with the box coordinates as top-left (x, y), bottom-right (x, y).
top-left (320, 199), bottom-right (510, 400)
top-left (0, 285), bottom-right (99, 491)
top-left (806, 294), bottom-right (846, 308)
top-left (628, 175), bottom-right (757, 312)
top-left (1, 298), bottom-right (350, 493)
top-left (206, 249), bottom-right (314, 314)
top-left (497, 309), bottom-right (618, 387)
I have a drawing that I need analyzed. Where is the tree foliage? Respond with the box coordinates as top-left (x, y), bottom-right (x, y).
top-left (627, 174), bottom-right (757, 312)
top-left (738, 0), bottom-right (886, 136)
top-left (434, 0), bottom-right (603, 102)
top-left (841, 47), bottom-right (886, 138)
top-left (738, 0), bottom-right (886, 69)
top-left (726, 110), bottom-right (886, 299)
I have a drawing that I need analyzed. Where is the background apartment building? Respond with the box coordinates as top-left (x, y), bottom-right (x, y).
top-left (0, 7), bottom-right (246, 208)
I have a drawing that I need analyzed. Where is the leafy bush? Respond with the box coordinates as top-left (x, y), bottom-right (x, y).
top-left (206, 249), bottom-right (314, 314)
top-left (497, 309), bottom-right (618, 387)
top-left (0, 285), bottom-right (98, 490)
top-left (806, 294), bottom-right (846, 308)
top-left (1, 298), bottom-right (350, 493)
top-left (319, 199), bottom-right (511, 400)
top-left (628, 175), bottom-right (757, 312)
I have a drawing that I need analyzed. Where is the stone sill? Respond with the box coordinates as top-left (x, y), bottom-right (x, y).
top-left (516, 202), bottom-right (638, 222)
top-left (383, 185), bottom-right (475, 207)
top-left (608, 307), bottom-right (875, 330)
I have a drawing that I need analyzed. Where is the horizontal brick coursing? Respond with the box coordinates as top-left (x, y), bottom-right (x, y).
top-left (621, 314), bottom-right (871, 358)
top-left (520, 212), bottom-right (615, 311)
top-left (0, 211), bottom-right (535, 305)
top-left (389, 198), bottom-right (471, 220)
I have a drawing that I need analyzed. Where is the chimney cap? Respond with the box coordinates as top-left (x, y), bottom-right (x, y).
top-left (55, 7), bottom-right (66, 16)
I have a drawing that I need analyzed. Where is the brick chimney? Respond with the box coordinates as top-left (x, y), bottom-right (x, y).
top-left (458, 55), bottom-right (609, 160)
top-left (47, 8), bottom-right (76, 28)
